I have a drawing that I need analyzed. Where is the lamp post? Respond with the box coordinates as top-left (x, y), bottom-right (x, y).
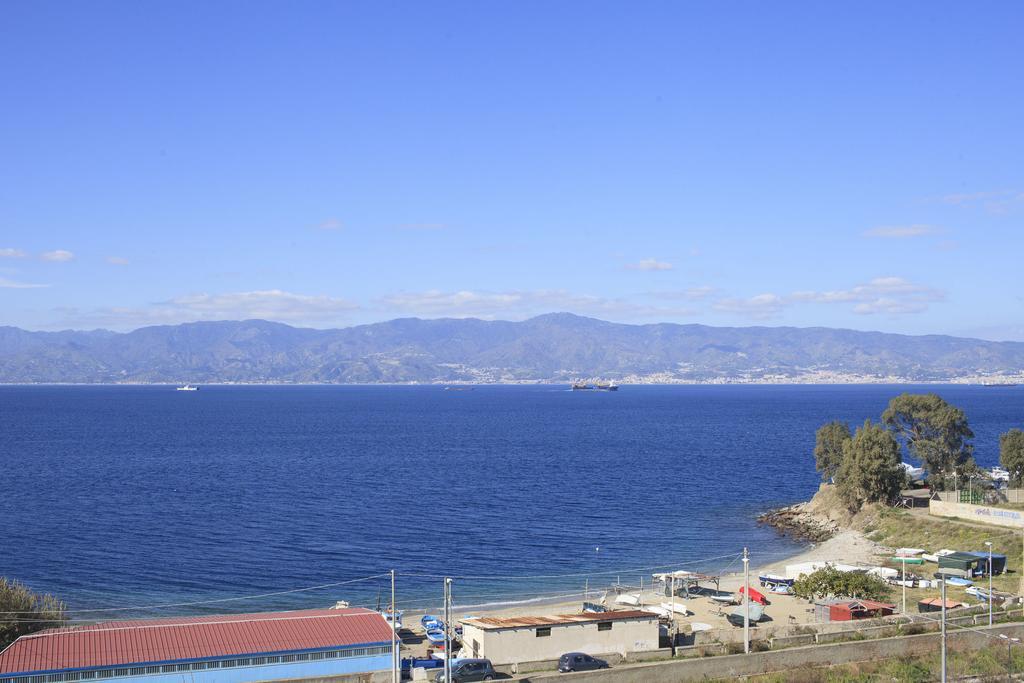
top-left (900, 557), bottom-right (907, 615)
top-left (985, 541), bottom-right (993, 627)
top-left (940, 579), bottom-right (947, 683)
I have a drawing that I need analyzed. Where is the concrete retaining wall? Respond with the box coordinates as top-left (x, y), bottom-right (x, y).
top-left (499, 649), bottom-right (673, 676)
top-left (515, 623), bottom-right (1024, 682)
top-left (930, 499), bottom-right (1024, 528)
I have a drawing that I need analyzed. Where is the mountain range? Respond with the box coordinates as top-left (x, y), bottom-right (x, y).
top-left (1, 313), bottom-right (1022, 384)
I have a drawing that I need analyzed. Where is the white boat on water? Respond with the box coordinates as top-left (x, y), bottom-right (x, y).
top-left (176, 384), bottom-right (199, 391)
top-left (990, 466), bottom-right (1010, 483)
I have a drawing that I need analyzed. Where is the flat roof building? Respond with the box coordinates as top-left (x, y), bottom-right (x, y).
top-left (0, 608), bottom-right (393, 683)
top-left (459, 610), bottom-right (659, 666)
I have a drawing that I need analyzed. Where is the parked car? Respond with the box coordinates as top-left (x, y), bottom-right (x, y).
top-left (434, 659), bottom-right (496, 682)
top-left (558, 652), bottom-right (609, 673)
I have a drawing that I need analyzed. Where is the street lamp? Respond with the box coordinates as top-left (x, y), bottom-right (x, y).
top-left (985, 541), bottom-right (993, 627)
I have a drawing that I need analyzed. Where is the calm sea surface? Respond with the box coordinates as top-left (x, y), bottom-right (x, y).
top-left (1, 384), bottom-right (1021, 618)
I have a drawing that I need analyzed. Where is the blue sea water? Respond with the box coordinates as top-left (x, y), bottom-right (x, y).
top-left (0, 384), bottom-right (1021, 619)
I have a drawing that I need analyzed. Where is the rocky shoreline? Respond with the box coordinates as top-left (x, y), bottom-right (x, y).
top-left (758, 500), bottom-right (842, 543)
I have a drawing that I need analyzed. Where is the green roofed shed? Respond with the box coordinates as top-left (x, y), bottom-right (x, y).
top-left (938, 552), bottom-right (985, 573)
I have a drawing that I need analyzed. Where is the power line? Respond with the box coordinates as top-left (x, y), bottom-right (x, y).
top-left (0, 573), bottom-right (390, 616)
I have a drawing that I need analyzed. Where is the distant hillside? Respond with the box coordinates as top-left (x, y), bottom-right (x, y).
top-left (1, 314), bottom-right (1023, 383)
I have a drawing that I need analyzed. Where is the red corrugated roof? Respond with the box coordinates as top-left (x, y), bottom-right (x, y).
top-left (0, 608), bottom-right (392, 676)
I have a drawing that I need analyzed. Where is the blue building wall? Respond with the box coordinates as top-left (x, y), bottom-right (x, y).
top-left (107, 654), bottom-right (391, 683)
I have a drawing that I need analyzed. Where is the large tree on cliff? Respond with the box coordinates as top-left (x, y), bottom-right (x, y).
top-left (1001, 429), bottom-right (1024, 487)
top-left (881, 393), bottom-right (975, 489)
top-left (836, 420), bottom-right (905, 510)
top-left (0, 577), bottom-right (68, 650)
top-left (814, 420), bottom-right (852, 482)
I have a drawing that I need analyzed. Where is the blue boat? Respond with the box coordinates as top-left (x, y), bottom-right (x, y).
top-left (758, 573), bottom-right (794, 587)
top-left (425, 627), bottom-right (446, 645)
top-left (421, 614), bottom-right (441, 628)
top-left (945, 577), bottom-right (973, 587)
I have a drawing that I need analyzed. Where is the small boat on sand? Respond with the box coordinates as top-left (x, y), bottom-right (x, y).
top-left (738, 586), bottom-right (768, 605)
top-left (758, 573), bottom-right (794, 587)
top-left (379, 608), bottom-right (403, 630)
top-left (945, 577), bottom-right (973, 587)
top-left (615, 593), bottom-right (641, 607)
top-left (660, 602), bottom-right (689, 615)
top-left (708, 593), bottom-right (737, 605)
top-left (425, 628), bottom-right (446, 645)
top-left (727, 602), bottom-right (764, 626)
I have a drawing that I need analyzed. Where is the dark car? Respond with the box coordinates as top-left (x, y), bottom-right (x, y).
top-left (434, 659), bottom-right (496, 683)
top-left (558, 652), bottom-right (609, 673)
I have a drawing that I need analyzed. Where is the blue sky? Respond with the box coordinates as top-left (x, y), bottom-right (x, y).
top-left (1, 2), bottom-right (1022, 339)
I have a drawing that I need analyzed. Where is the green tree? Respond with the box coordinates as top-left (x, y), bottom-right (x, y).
top-left (0, 578), bottom-right (67, 650)
top-left (881, 393), bottom-right (975, 489)
top-left (836, 420), bottom-right (905, 510)
top-left (814, 420), bottom-right (852, 482)
top-left (1001, 429), bottom-right (1024, 487)
top-left (792, 566), bottom-right (893, 602)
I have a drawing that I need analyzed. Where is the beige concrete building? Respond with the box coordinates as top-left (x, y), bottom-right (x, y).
top-left (458, 610), bottom-right (660, 665)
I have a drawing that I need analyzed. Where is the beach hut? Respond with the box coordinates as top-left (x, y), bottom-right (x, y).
top-left (815, 599), bottom-right (896, 622)
top-left (967, 552), bottom-right (1007, 575)
top-left (918, 598), bottom-right (968, 613)
top-left (459, 611), bottom-right (659, 665)
top-left (938, 552), bottom-right (986, 577)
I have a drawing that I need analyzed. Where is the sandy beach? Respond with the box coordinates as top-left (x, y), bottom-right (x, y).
top-left (398, 528), bottom-right (889, 655)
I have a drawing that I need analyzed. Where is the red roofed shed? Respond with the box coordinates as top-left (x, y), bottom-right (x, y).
top-left (0, 608), bottom-right (393, 680)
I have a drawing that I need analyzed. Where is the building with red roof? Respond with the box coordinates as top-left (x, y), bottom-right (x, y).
top-left (0, 608), bottom-right (394, 683)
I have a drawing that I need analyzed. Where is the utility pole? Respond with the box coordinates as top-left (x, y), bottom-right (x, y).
top-left (670, 574), bottom-right (676, 640)
top-left (443, 577), bottom-right (453, 683)
top-left (742, 547), bottom-right (749, 654)
top-left (985, 541), bottom-right (994, 627)
top-left (940, 579), bottom-right (947, 683)
top-left (390, 570), bottom-right (398, 683)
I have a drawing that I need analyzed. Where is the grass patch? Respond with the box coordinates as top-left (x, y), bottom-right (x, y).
top-left (869, 507), bottom-right (1022, 595)
top-left (710, 643), bottom-right (1024, 681)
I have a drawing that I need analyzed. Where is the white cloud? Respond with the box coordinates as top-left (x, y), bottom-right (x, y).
top-left (379, 289), bottom-right (696, 321)
top-left (0, 276), bottom-right (48, 289)
top-left (862, 224), bottom-right (941, 239)
top-left (650, 286), bottom-right (716, 301)
top-left (106, 256), bottom-right (130, 265)
top-left (1, 248), bottom-right (27, 258)
top-left (317, 218), bottom-right (343, 231)
top-left (713, 293), bottom-right (787, 319)
top-left (791, 276), bottom-right (945, 315)
top-left (41, 249), bottom-right (75, 262)
top-left (56, 290), bottom-right (359, 329)
top-left (626, 258), bottom-right (674, 271)
top-left (941, 189), bottom-right (1024, 214)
